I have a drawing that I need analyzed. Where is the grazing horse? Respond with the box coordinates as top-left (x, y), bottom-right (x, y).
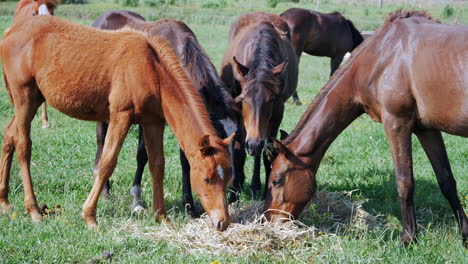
top-left (10, 0), bottom-right (60, 129)
top-left (220, 12), bottom-right (298, 197)
top-left (264, 10), bottom-right (468, 245)
top-left (0, 15), bottom-right (234, 230)
top-left (280, 8), bottom-right (363, 105)
top-left (92, 11), bottom-right (238, 215)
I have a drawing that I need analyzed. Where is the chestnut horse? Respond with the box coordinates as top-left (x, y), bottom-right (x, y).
top-left (264, 10), bottom-right (468, 245)
top-left (280, 8), bottom-right (363, 105)
top-left (0, 15), bottom-right (234, 230)
top-left (10, 0), bottom-right (60, 129)
top-left (220, 12), bottom-right (298, 197)
top-left (92, 11), bottom-right (239, 215)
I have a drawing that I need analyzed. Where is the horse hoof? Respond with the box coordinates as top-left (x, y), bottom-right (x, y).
top-left (86, 221), bottom-right (98, 230)
top-left (42, 124), bottom-right (49, 129)
top-left (132, 204), bottom-right (146, 214)
top-left (0, 202), bottom-right (13, 214)
top-left (31, 211), bottom-right (43, 222)
top-left (293, 100), bottom-right (302, 106)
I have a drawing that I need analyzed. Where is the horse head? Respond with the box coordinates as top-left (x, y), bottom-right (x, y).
top-left (263, 138), bottom-right (316, 222)
top-left (232, 56), bottom-right (288, 156)
top-left (14, 0), bottom-right (59, 21)
top-left (188, 133), bottom-right (235, 231)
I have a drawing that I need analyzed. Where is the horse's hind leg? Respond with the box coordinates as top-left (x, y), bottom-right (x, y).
top-left (383, 114), bottom-right (416, 244)
top-left (82, 113), bottom-right (131, 228)
top-left (93, 121), bottom-right (111, 196)
top-left (130, 125), bottom-right (147, 213)
top-left (40, 103), bottom-right (48, 129)
top-left (416, 129), bottom-right (468, 246)
top-left (141, 122), bottom-right (168, 222)
top-left (0, 116), bottom-right (17, 213)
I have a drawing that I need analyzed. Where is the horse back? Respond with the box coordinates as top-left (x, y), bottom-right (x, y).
top-left (92, 10), bottom-right (145, 30)
top-left (2, 16), bottom-right (161, 122)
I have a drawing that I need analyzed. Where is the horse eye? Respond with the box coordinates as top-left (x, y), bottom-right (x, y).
top-left (204, 178), bottom-right (210, 184)
top-left (273, 178), bottom-right (283, 186)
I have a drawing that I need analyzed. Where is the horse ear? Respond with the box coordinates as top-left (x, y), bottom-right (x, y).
top-left (222, 133), bottom-right (236, 148)
top-left (199, 135), bottom-right (215, 156)
top-left (279, 129), bottom-right (289, 140)
top-left (232, 56), bottom-right (249, 81)
top-left (272, 59), bottom-right (288, 75)
top-left (272, 138), bottom-right (288, 154)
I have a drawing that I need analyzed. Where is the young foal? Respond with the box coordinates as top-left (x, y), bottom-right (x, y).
top-left (264, 10), bottom-right (468, 245)
top-left (10, 0), bottom-right (60, 129)
top-left (220, 12), bottom-right (298, 197)
top-left (280, 8), bottom-right (364, 105)
top-left (92, 11), bottom-right (239, 214)
top-left (0, 15), bottom-right (233, 230)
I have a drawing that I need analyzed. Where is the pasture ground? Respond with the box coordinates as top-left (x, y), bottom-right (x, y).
top-left (0, 0), bottom-right (467, 263)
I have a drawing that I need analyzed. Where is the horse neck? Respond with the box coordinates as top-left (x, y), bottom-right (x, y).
top-left (158, 66), bottom-right (217, 156)
top-left (286, 65), bottom-right (363, 169)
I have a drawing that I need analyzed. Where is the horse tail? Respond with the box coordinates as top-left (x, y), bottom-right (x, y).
top-left (346, 19), bottom-right (364, 50)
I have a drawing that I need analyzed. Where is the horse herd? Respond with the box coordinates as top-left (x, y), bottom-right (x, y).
top-left (0, 0), bottom-right (467, 246)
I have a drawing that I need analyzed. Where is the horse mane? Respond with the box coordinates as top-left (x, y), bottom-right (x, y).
top-left (284, 9), bottom-right (437, 145)
top-left (245, 22), bottom-right (284, 92)
top-left (179, 23), bottom-right (236, 116)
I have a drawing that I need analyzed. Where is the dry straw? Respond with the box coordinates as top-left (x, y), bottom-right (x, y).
top-left (115, 191), bottom-right (380, 258)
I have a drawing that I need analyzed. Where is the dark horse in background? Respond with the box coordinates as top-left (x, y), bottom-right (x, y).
top-left (264, 10), bottom-right (468, 246)
top-left (281, 8), bottom-right (363, 105)
top-left (220, 12), bottom-right (298, 198)
top-left (92, 10), bottom-right (238, 216)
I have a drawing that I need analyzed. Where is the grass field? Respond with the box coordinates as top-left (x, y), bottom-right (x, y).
top-left (0, 0), bottom-right (467, 263)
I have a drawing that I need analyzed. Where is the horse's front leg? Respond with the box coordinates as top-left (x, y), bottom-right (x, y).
top-left (416, 129), bottom-right (468, 246)
top-left (383, 114), bottom-right (416, 244)
top-left (40, 103), bottom-right (49, 129)
top-left (83, 113), bottom-right (131, 228)
top-left (130, 125), bottom-right (147, 213)
top-left (141, 122), bottom-right (168, 222)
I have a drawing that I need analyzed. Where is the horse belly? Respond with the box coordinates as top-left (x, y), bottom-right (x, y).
top-left (38, 79), bottom-right (111, 121)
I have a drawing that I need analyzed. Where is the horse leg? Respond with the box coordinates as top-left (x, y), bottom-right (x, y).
top-left (12, 89), bottom-right (44, 222)
top-left (0, 116), bottom-right (16, 213)
top-left (228, 130), bottom-right (246, 203)
top-left (251, 154), bottom-right (262, 198)
top-left (330, 55), bottom-right (344, 76)
top-left (130, 125), bottom-right (147, 213)
top-left (291, 53), bottom-right (302, 105)
top-left (180, 149), bottom-right (199, 217)
top-left (416, 129), bottom-right (468, 246)
top-left (262, 108), bottom-right (283, 199)
top-left (141, 123), bottom-right (167, 222)
top-left (93, 121), bottom-right (111, 196)
top-left (82, 113), bottom-right (131, 228)
top-left (383, 114), bottom-right (416, 244)
top-left (40, 103), bottom-right (48, 129)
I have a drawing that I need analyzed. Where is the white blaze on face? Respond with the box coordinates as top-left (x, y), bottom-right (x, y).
top-left (38, 4), bottom-right (50, 15)
top-left (217, 165), bottom-right (224, 181)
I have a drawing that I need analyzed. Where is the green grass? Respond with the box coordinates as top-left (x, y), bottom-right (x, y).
top-left (1, 0), bottom-right (468, 263)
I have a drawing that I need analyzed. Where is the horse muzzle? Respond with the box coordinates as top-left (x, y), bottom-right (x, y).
top-left (209, 211), bottom-right (230, 231)
top-left (245, 138), bottom-right (264, 156)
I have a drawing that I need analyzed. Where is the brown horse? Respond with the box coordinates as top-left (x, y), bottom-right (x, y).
top-left (220, 12), bottom-right (298, 197)
top-left (264, 10), bottom-right (468, 245)
top-left (0, 15), bottom-right (234, 230)
top-left (280, 8), bottom-right (363, 105)
top-left (9, 0), bottom-right (60, 129)
top-left (92, 10), bottom-right (239, 215)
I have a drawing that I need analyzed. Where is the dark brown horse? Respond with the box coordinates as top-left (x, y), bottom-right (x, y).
top-left (9, 0), bottom-right (60, 129)
top-left (0, 15), bottom-right (234, 230)
top-left (220, 12), bottom-right (298, 197)
top-left (264, 10), bottom-right (468, 245)
top-left (280, 8), bottom-right (363, 105)
top-left (92, 11), bottom-right (239, 215)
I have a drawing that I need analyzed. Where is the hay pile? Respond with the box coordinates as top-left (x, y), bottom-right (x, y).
top-left (115, 191), bottom-right (380, 257)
